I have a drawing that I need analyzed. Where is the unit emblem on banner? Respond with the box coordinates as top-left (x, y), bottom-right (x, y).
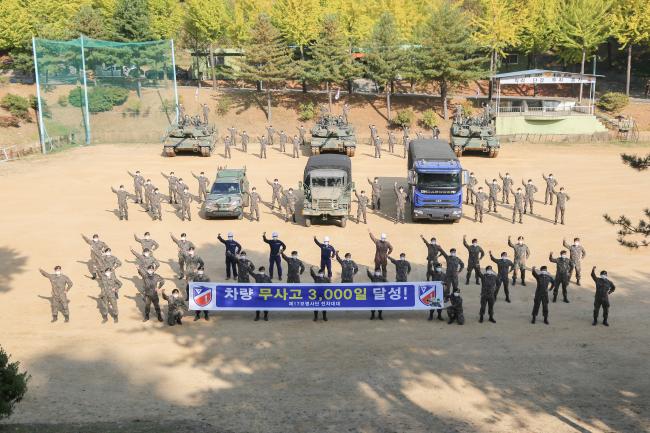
top-left (193, 286), bottom-right (213, 307)
top-left (418, 285), bottom-right (442, 308)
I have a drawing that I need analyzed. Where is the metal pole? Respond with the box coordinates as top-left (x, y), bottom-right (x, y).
top-left (79, 35), bottom-right (92, 144)
top-left (31, 37), bottom-right (47, 154)
top-left (170, 39), bottom-right (180, 123)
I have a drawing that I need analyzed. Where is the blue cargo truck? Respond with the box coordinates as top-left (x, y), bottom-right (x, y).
top-left (407, 139), bottom-right (468, 222)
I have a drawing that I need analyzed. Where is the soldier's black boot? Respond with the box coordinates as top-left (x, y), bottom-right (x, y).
top-left (428, 310), bottom-right (434, 321)
top-left (437, 310), bottom-right (444, 321)
top-left (263, 311), bottom-right (269, 321)
top-left (51, 315), bottom-right (58, 323)
top-left (64, 315), bottom-right (69, 323)
top-left (313, 311), bottom-right (318, 322)
top-left (113, 315), bottom-right (118, 323)
top-left (511, 276), bottom-right (516, 286)
top-left (576, 278), bottom-right (581, 286)
top-left (378, 311), bottom-right (383, 320)
top-left (194, 312), bottom-right (201, 321)
top-left (543, 315), bottom-right (549, 325)
top-left (592, 312), bottom-right (598, 326)
top-left (505, 296), bottom-right (511, 303)
top-left (448, 315), bottom-right (454, 324)
top-left (370, 310), bottom-right (375, 320)
top-left (603, 310), bottom-right (609, 326)
top-left (563, 297), bottom-right (569, 303)
top-left (102, 315), bottom-right (108, 323)
top-left (322, 311), bottom-right (328, 321)
top-left (204, 311), bottom-right (209, 321)
top-left (143, 314), bottom-right (149, 322)
top-left (521, 270), bottom-right (526, 286)
top-left (479, 315), bottom-right (484, 323)
top-left (531, 315), bottom-right (536, 324)
top-left (488, 316), bottom-right (496, 323)
top-left (254, 311), bottom-right (260, 321)
top-left (176, 316), bottom-right (183, 325)
top-left (157, 312), bottom-right (163, 322)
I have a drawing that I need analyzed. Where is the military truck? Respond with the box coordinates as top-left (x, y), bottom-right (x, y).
top-left (202, 168), bottom-right (249, 219)
top-left (310, 113), bottom-right (357, 157)
top-left (449, 105), bottom-right (499, 158)
top-left (299, 154), bottom-right (353, 227)
top-left (162, 116), bottom-right (217, 157)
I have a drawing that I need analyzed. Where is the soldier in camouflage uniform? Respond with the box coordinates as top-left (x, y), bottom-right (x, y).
top-left (292, 135), bottom-right (301, 158)
top-left (591, 266), bottom-right (615, 326)
top-left (282, 250), bottom-right (305, 283)
top-left (387, 131), bottom-right (397, 153)
top-left (278, 130), bottom-right (287, 153)
top-left (266, 125), bottom-right (276, 145)
top-left (82, 234), bottom-right (108, 280)
top-left (512, 187), bottom-right (525, 224)
top-left (98, 248), bottom-right (122, 282)
top-left (463, 235), bottom-right (485, 285)
top-left (227, 250), bottom-right (255, 283)
top-left (175, 178), bottom-right (187, 205)
top-left (367, 178), bottom-right (382, 210)
top-left (228, 126), bottom-right (237, 147)
top-left (563, 237), bottom-right (586, 285)
top-left (531, 266), bottom-right (554, 324)
top-left (111, 185), bottom-right (129, 221)
top-left (553, 187), bottom-right (570, 225)
top-left (224, 136), bottom-right (232, 159)
top-left (336, 251), bottom-right (359, 283)
top-left (179, 187), bottom-right (194, 221)
top-left (161, 171), bottom-right (178, 204)
top-left (466, 172), bottom-right (478, 204)
top-left (389, 253), bottom-right (411, 282)
top-left (202, 104), bottom-right (210, 125)
top-left (141, 264), bottom-right (164, 322)
top-left (171, 232), bottom-right (195, 279)
top-left (134, 232), bottom-right (159, 253)
top-left (549, 251), bottom-right (571, 303)
top-left (489, 251), bottom-right (514, 302)
top-left (439, 248), bottom-right (465, 293)
top-left (191, 267), bottom-right (211, 321)
top-left (402, 132), bottom-right (409, 159)
top-left (472, 186), bottom-right (488, 222)
top-left (39, 266), bottom-right (72, 322)
top-left (499, 172), bottom-right (513, 204)
top-left (542, 173), bottom-right (558, 205)
top-left (284, 188), bottom-right (298, 223)
top-left (240, 130), bottom-right (249, 152)
top-left (150, 188), bottom-right (163, 221)
top-left (128, 170), bottom-right (145, 204)
top-left (477, 266), bottom-right (498, 323)
top-left (144, 179), bottom-right (155, 211)
top-left (248, 187), bottom-right (261, 221)
top-left (297, 125), bottom-right (307, 145)
top-left (373, 135), bottom-right (382, 158)
top-left (508, 235), bottom-right (530, 286)
top-left (522, 179), bottom-right (538, 215)
top-left (161, 288), bottom-right (187, 326)
top-left (427, 264), bottom-right (446, 320)
top-left (259, 135), bottom-right (268, 159)
top-left (353, 189), bottom-right (369, 224)
top-left (446, 291), bottom-right (464, 325)
top-left (394, 182), bottom-right (407, 223)
top-left (343, 103), bottom-right (350, 124)
top-left (184, 246), bottom-right (205, 299)
top-left (267, 178), bottom-right (283, 210)
top-left (192, 172), bottom-right (210, 203)
top-left (367, 268), bottom-right (387, 320)
top-left (97, 268), bottom-right (121, 323)
top-left (485, 179), bottom-right (501, 212)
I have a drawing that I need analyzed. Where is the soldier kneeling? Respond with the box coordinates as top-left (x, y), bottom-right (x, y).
top-left (447, 291), bottom-right (465, 325)
top-left (162, 288), bottom-right (187, 326)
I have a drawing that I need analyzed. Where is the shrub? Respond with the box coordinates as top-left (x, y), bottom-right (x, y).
top-left (392, 109), bottom-right (414, 128)
top-left (0, 115), bottom-right (20, 128)
top-left (0, 346), bottom-right (30, 420)
top-left (419, 109), bottom-right (438, 129)
top-left (68, 86), bottom-right (129, 113)
top-left (298, 102), bottom-right (316, 121)
top-left (57, 94), bottom-right (68, 107)
top-left (597, 92), bottom-right (629, 113)
top-left (124, 99), bottom-right (141, 116)
top-left (0, 94), bottom-right (30, 121)
top-left (0, 75), bottom-right (8, 87)
top-left (216, 96), bottom-right (232, 116)
top-left (29, 95), bottom-right (51, 118)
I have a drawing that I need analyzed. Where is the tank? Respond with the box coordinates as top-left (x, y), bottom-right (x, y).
top-left (450, 105), bottom-right (499, 158)
top-left (162, 115), bottom-right (217, 157)
top-left (309, 112), bottom-right (357, 157)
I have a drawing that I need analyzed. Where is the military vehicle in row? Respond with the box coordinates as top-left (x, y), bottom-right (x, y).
top-left (310, 112), bottom-right (357, 157)
top-left (162, 115), bottom-right (217, 157)
top-left (449, 105), bottom-right (500, 158)
top-left (202, 168), bottom-right (249, 219)
top-left (299, 154), bottom-right (353, 227)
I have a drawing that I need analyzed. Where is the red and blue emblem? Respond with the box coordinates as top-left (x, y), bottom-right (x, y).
top-left (193, 286), bottom-right (213, 307)
top-left (419, 285), bottom-right (441, 308)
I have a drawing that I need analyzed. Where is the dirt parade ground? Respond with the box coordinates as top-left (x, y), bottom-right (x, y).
top-left (0, 139), bottom-right (649, 433)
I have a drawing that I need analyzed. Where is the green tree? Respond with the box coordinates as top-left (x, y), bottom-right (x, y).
top-left (222, 0), bottom-right (272, 47)
top-left (271, 0), bottom-right (322, 93)
top-left (307, 15), bottom-right (360, 112)
top-left (72, 5), bottom-right (108, 39)
top-left (611, 0), bottom-right (650, 95)
top-left (238, 14), bottom-right (295, 122)
top-left (0, 0), bottom-right (32, 51)
top-left (112, 0), bottom-right (151, 41)
top-left (365, 12), bottom-right (403, 121)
top-left (472, 0), bottom-right (522, 77)
top-left (324, 0), bottom-right (374, 54)
top-left (184, 0), bottom-right (227, 86)
top-left (149, 0), bottom-right (184, 40)
top-left (554, 0), bottom-right (612, 101)
top-left (419, 1), bottom-right (488, 119)
top-left (0, 346), bottom-right (30, 420)
top-left (517, 0), bottom-right (559, 68)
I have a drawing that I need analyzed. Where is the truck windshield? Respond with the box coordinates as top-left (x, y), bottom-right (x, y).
top-left (210, 183), bottom-right (240, 194)
top-left (417, 173), bottom-right (460, 188)
top-left (311, 177), bottom-right (344, 187)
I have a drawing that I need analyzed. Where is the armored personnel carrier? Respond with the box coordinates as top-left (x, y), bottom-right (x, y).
top-left (449, 105), bottom-right (499, 158)
top-left (310, 113), bottom-right (357, 157)
top-left (162, 115), bottom-right (217, 157)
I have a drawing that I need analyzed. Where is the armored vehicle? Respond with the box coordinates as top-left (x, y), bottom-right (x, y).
top-left (202, 168), bottom-right (249, 219)
top-left (162, 115), bottom-right (217, 157)
top-left (450, 105), bottom-right (499, 158)
top-left (299, 154), bottom-right (353, 227)
top-left (310, 113), bottom-right (357, 156)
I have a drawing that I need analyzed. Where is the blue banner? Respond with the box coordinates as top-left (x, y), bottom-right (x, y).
top-left (188, 282), bottom-right (444, 311)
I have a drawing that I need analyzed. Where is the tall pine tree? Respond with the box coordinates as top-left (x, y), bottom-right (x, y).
top-left (112, 0), bottom-right (151, 42)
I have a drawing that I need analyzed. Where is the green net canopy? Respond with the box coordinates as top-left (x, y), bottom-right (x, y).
top-left (33, 36), bottom-right (179, 150)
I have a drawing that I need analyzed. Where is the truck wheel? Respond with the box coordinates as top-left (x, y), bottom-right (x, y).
top-left (454, 146), bottom-right (462, 157)
top-left (304, 217), bottom-right (311, 227)
top-left (339, 217), bottom-right (347, 228)
top-left (164, 147), bottom-right (176, 157)
top-left (489, 149), bottom-right (499, 158)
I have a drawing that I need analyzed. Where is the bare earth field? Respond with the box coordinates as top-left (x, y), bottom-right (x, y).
top-left (0, 139), bottom-right (649, 433)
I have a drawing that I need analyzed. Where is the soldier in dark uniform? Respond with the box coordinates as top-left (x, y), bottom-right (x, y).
top-left (218, 232), bottom-right (242, 280)
top-left (39, 266), bottom-right (73, 322)
top-left (477, 266), bottom-right (498, 323)
top-left (314, 236), bottom-right (336, 278)
top-left (427, 264), bottom-right (446, 320)
top-left (191, 267), bottom-right (211, 321)
top-left (463, 235), bottom-right (485, 285)
top-left (310, 267), bottom-right (331, 321)
top-left (508, 235), bottom-right (530, 286)
top-left (336, 251), bottom-right (359, 283)
top-left (549, 251), bottom-right (571, 303)
top-left (388, 253), bottom-right (411, 282)
top-left (531, 266), bottom-right (554, 324)
top-left (489, 251), bottom-right (514, 302)
top-left (420, 235), bottom-right (443, 275)
top-left (367, 268), bottom-right (387, 320)
top-left (563, 237), bottom-right (586, 285)
top-left (227, 251), bottom-right (255, 283)
top-left (161, 288), bottom-right (187, 326)
top-left (263, 232), bottom-right (286, 280)
top-left (251, 266), bottom-right (272, 321)
top-left (591, 266), bottom-right (615, 326)
top-left (282, 250), bottom-right (305, 283)
top-left (141, 265), bottom-right (164, 322)
top-left (447, 291), bottom-right (464, 325)
top-left (439, 248), bottom-right (465, 293)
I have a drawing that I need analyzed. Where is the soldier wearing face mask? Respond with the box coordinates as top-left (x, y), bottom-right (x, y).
top-left (447, 292), bottom-right (465, 325)
top-left (499, 172), bottom-right (513, 204)
top-left (111, 185), bottom-right (129, 220)
top-left (251, 266), bottom-right (271, 322)
top-left (367, 177), bottom-right (382, 210)
top-left (531, 266), bottom-right (554, 324)
top-left (549, 251), bottom-right (571, 303)
top-left (39, 266), bottom-right (73, 323)
top-left (227, 250), bottom-right (255, 283)
top-left (310, 267), bottom-right (331, 322)
top-left (134, 232), bottom-right (159, 252)
top-left (484, 179), bottom-right (501, 213)
top-left (508, 235), bottom-right (530, 286)
top-left (82, 234), bottom-right (108, 280)
top-left (477, 266), bottom-right (498, 323)
top-left (128, 170), bottom-right (145, 204)
top-left (218, 232), bottom-right (242, 280)
top-left (281, 249), bottom-right (305, 283)
top-left (369, 232), bottom-right (393, 278)
top-left (150, 188), bottom-right (163, 221)
top-left (466, 172), bottom-right (478, 205)
top-left (171, 232), bottom-right (195, 280)
top-left (97, 268), bottom-right (121, 323)
top-left (542, 173), bottom-right (558, 205)
top-left (161, 288), bottom-right (187, 326)
top-left (439, 248), bottom-right (465, 293)
top-left (563, 237), bottom-right (586, 285)
top-left (463, 235), bottom-right (485, 285)
top-left (388, 253), bottom-right (411, 282)
top-left (99, 248), bottom-right (121, 276)
top-left (266, 178), bottom-right (284, 211)
top-left (421, 235), bottom-right (442, 270)
top-left (192, 267), bottom-right (210, 321)
top-left (489, 251), bottom-right (514, 302)
top-left (512, 188), bottom-right (525, 224)
top-left (142, 265), bottom-right (164, 322)
top-left (522, 179), bottom-right (538, 215)
top-left (247, 187), bottom-right (261, 222)
top-left (314, 236), bottom-right (336, 279)
top-left (131, 247), bottom-right (160, 278)
top-left (284, 188), bottom-right (298, 223)
top-left (427, 264), bottom-right (446, 321)
top-left (591, 266), bottom-right (615, 326)
top-left (472, 187), bottom-right (488, 222)
top-left (553, 187), bottom-right (570, 225)
top-left (184, 247), bottom-right (205, 300)
top-left (263, 232), bottom-right (286, 280)
top-left (367, 268), bottom-right (387, 320)
top-left (336, 251), bottom-right (359, 283)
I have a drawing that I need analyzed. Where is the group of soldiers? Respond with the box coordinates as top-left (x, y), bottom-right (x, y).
top-left (216, 124), bottom-right (308, 159)
top-left (41, 231), bottom-right (614, 328)
top-left (466, 172), bottom-right (570, 225)
top-left (370, 125), bottom-right (441, 159)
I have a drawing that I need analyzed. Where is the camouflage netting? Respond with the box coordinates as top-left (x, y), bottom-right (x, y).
top-left (32, 36), bottom-right (178, 151)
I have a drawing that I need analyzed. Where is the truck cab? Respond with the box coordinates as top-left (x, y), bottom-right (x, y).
top-left (202, 168), bottom-right (249, 219)
top-left (408, 139), bottom-right (467, 222)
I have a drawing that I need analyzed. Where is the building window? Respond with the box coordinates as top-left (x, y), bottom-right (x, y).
top-left (504, 54), bottom-right (519, 65)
